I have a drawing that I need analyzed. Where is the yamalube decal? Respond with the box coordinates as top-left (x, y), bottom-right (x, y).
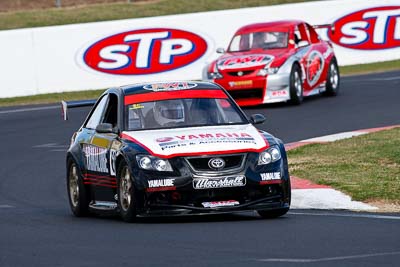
top-left (122, 124), bottom-right (268, 157)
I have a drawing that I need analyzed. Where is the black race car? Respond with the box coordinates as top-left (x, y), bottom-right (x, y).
top-left (62, 81), bottom-right (290, 222)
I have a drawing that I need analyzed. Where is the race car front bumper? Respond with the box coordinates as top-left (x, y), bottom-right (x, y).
top-left (213, 72), bottom-right (291, 106)
top-left (132, 152), bottom-right (291, 217)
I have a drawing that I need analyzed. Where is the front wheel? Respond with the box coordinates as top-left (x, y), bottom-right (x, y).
top-left (324, 58), bottom-right (340, 96)
top-left (117, 163), bottom-right (137, 222)
top-left (67, 161), bottom-right (90, 217)
top-left (257, 207), bottom-right (289, 219)
top-left (289, 64), bottom-right (303, 105)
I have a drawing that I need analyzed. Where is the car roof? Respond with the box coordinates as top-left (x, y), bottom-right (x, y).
top-left (116, 81), bottom-right (222, 96)
top-left (235, 20), bottom-right (304, 34)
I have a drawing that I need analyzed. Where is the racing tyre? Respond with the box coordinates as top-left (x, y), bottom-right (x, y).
top-left (67, 161), bottom-right (90, 217)
top-left (289, 64), bottom-right (303, 105)
top-left (257, 207), bottom-right (289, 219)
top-left (324, 58), bottom-right (340, 96)
top-left (117, 162), bottom-right (137, 222)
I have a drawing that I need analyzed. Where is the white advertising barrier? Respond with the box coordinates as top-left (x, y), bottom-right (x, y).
top-left (0, 0), bottom-right (399, 98)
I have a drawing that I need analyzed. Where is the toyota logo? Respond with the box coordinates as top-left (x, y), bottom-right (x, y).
top-left (208, 158), bottom-right (225, 170)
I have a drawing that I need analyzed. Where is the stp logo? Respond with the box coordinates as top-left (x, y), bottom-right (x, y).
top-left (83, 28), bottom-right (208, 75)
top-left (329, 6), bottom-right (400, 50)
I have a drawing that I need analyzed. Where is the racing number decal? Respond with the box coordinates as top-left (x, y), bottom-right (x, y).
top-left (109, 150), bottom-right (118, 176)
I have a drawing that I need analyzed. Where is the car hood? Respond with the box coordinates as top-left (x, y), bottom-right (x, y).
top-left (216, 49), bottom-right (291, 70)
top-left (121, 124), bottom-right (269, 158)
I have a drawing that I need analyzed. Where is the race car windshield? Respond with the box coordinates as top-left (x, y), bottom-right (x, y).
top-left (228, 31), bottom-right (288, 51)
top-left (126, 98), bottom-right (247, 130)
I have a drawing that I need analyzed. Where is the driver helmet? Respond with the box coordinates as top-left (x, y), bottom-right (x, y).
top-left (153, 99), bottom-right (185, 126)
top-left (276, 32), bottom-right (287, 46)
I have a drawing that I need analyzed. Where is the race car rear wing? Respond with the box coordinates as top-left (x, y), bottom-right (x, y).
top-left (313, 24), bottom-right (335, 34)
top-left (61, 99), bottom-right (96, 120)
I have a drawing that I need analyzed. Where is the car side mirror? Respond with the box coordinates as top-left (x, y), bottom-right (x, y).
top-left (297, 40), bottom-right (309, 48)
top-left (96, 123), bottom-right (119, 134)
top-left (250, 114), bottom-right (266, 125)
top-left (216, 47), bottom-right (225, 54)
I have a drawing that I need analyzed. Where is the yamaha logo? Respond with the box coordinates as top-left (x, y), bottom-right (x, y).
top-left (208, 158), bottom-right (225, 170)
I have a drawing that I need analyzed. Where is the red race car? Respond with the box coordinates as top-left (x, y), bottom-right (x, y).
top-left (204, 20), bottom-right (340, 106)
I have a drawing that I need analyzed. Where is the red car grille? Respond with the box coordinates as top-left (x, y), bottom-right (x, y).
top-left (226, 70), bottom-right (254, 77)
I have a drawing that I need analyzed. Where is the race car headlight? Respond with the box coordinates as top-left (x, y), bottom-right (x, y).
top-left (207, 64), bottom-right (223, 79)
top-left (208, 72), bottom-right (223, 79)
top-left (136, 155), bottom-right (173, 172)
top-left (258, 147), bottom-right (281, 165)
top-left (257, 67), bottom-right (279, 76)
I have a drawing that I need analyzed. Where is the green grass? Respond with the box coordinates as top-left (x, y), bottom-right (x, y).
top-left (288, 127), bottom-right (400, 203)
top-left (0, 0), bottom-right (312, 30)
top-left (0, 90), bottom-right (104, 107)
top-left (341, 59), bottom-right (400, 76)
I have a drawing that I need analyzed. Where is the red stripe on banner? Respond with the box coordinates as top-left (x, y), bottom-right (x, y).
top-left (84, 182), bottom-right (117, 188)
top-left (120, 133), bottom-right (269, 159)
top-left (124, 90), bottom-right (228, 105)
top-left (146, 186), bottom-right (177, 192)
top-left (259, 180), bottom-right (282, 185)
top-left (83, 178), bottom-right (117, 185)
top-left (258, 131), bottom-right (270, 148)
top-left (84, 174), bottom-right (116, 181)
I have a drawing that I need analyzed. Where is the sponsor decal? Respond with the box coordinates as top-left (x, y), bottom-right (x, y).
top-left (271, 90), bottom-right (288, 97)
top-left (147, 179), bottom-right (176, 192)
top-left (260, 172), bottom-right (281, 181)
top-left (228, 80), bottom-right (253, 88)
top-left (217, 54), bottom-right (273, 70)
top-left (260, 172), bottom-right (282, 185)
top-left (193, 176), bottom-right (246, 189)
top-left (83, 144), bottom-right (109, 173)
top-left (202, 200), bottom-right (240, 208)
top-left (156, 132), bottom-right (257, 151)
top-left (109, 149), bottom-right (118, 176)
top-left (329, 6), bottom-right (400, 50)
top-left (129, 104), bottom-right (145, 110)
top-left (83, 28), bottom-right (208, 75)
top-left (143, 82), bottom-right (197, 91)
top-left (306, 51), bottom-right (324, 86)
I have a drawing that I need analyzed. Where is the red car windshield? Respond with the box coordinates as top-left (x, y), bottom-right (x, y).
top-left (228, 31), bottom-right (288, 52)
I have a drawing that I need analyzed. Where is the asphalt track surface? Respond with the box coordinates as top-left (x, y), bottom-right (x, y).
top-left (0, 71), bottom-right (399, 266)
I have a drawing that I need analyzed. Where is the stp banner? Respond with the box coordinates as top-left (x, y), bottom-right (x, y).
top-left (0, 0), bottom-right (399, 98)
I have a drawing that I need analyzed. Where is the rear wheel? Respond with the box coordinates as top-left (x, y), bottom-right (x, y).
top-left (257, 207), bottom-right (289, 219)
top-left (67, 161), bottom-right (90, 217)
top-left (289, 64), bottom-right (303, 105)
top-left (324, 58), bottom-right (340, 96)
top-left (117, 163), bottom-right (137, 222)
